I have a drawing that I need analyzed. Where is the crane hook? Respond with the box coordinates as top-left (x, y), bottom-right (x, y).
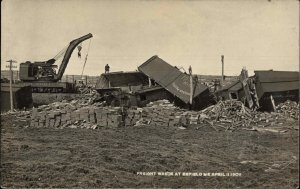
top-left (77, 43), bottom-right (82, 58)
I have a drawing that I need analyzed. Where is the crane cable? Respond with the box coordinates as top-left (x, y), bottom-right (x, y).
top-left (80, 38), bottom-right (92, 78)
top-left (53, 44), bottom-right (68, 61)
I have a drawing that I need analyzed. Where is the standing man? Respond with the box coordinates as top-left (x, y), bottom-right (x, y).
top-left (105, 64), bottom-right (110, 73)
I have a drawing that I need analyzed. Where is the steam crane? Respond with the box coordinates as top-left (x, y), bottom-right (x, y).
top-left (18, 33), bottom-right (93, 93)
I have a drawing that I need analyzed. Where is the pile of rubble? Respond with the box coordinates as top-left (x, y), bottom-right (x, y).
top-left (29, 99), bottom-right (190, 129)
top-left (125, 100), bottom-right (253, 129)
top-left (72, 89), bottom-right (103, 105)
top-left (127, 99), bottom-right (299, 131)
top-left (125, 100), bottom-right (184, 127)
top-left (198, 100), bottom-right (299, 131)
top-left (30, 100), bottom-right (124, 129)
top-left (15, 95), bottom-right (298, 131)
top-left (276, 100), bottom-right (299, 120)
top-left (198, 100), bottom-right (254, 130)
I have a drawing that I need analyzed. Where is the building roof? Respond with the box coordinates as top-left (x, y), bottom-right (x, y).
top-left (138, 55), bottom-right (208, 103)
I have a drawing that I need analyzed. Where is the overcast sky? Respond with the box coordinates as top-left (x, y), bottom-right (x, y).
top-left (1, 0), bottom-right (299, 76)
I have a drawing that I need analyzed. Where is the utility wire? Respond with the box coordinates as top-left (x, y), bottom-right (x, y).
top-left (81, 38), bottom-right (92, 78)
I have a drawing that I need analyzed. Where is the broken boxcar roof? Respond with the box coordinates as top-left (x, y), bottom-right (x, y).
top-left (138, 55), bottom-right (209, 104)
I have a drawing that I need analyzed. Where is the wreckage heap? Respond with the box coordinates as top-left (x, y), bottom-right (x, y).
top-left (4, 55), bottom-right (299, 134)
top-left (21, 96), bottom-right (298, 132)
top-left (216, 70), bottom-right (299, 111)
top-left (138, 55), bottom-right (212, 109)
top-left (95, 55), bottom-right (214, 110)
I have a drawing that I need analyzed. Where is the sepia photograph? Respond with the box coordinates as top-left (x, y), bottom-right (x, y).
top-left (1, 0), bottom-right (299, 188)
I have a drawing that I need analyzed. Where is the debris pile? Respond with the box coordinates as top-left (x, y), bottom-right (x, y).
top-left (125, 100), bottom-right (184, 127)
top-left (199, 100), bottom-right (299, 131)
top-left (94, 107), bottom-right (123, 127)
top-left (249, 100), bottom-right (299, 128)
top-left (28, 99), bottom-right (195, 129)
top-left (198, 100), bottom-right (254, 130)
top-left (70, 90), bottom-right (103, 105)
top-left (131, 99), bottom-right (255, 130)
top-left (22, 97), bottom-right (299, 131)
top-left (276, 100), bottom-right (299, 120)
top-left (1, 110), bottom-right (31, 121)
top-left (29, 100), bottom-right (123, 129)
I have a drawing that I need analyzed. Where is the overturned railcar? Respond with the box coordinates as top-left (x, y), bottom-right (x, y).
top-left (254, 70), bottom-right (299, 111)
top-left (138, 55), bottom-right (214, 110)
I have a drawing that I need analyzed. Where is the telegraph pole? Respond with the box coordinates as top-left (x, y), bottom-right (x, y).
top-left (189, 66), bottom-right (193, 106)
top-left (6, 59), bottom-right (17, 112)
top-left (221, 55), bottom-right (224, 87)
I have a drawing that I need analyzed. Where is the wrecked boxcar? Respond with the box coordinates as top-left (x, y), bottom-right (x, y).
top-left (138, 55), bottom-right (214, 110)
top-left (95, 71), bottom-right (149, 93)
top-left (254, 70), bottom-right (299, 111)
top-left (134, 86), bottom-right (172, 107)
top-left (94, 56), bottom-right (214, 110)
top-left (94, 71), bottom-right (148, 106)
top-left (215, 70), bottom-right (299, 111)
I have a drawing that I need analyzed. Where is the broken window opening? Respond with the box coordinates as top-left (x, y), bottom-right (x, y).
top-left (230, 92), bottom-right (238, 100)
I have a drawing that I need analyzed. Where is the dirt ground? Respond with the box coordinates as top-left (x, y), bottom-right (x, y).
top-left (1, 114), bottom-right (299, 188)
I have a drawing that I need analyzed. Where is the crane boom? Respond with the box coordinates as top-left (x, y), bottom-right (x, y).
top-left (54, 33), bottom-right (93, 81)
top-left (19, 33), bottom-right (93, 82)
